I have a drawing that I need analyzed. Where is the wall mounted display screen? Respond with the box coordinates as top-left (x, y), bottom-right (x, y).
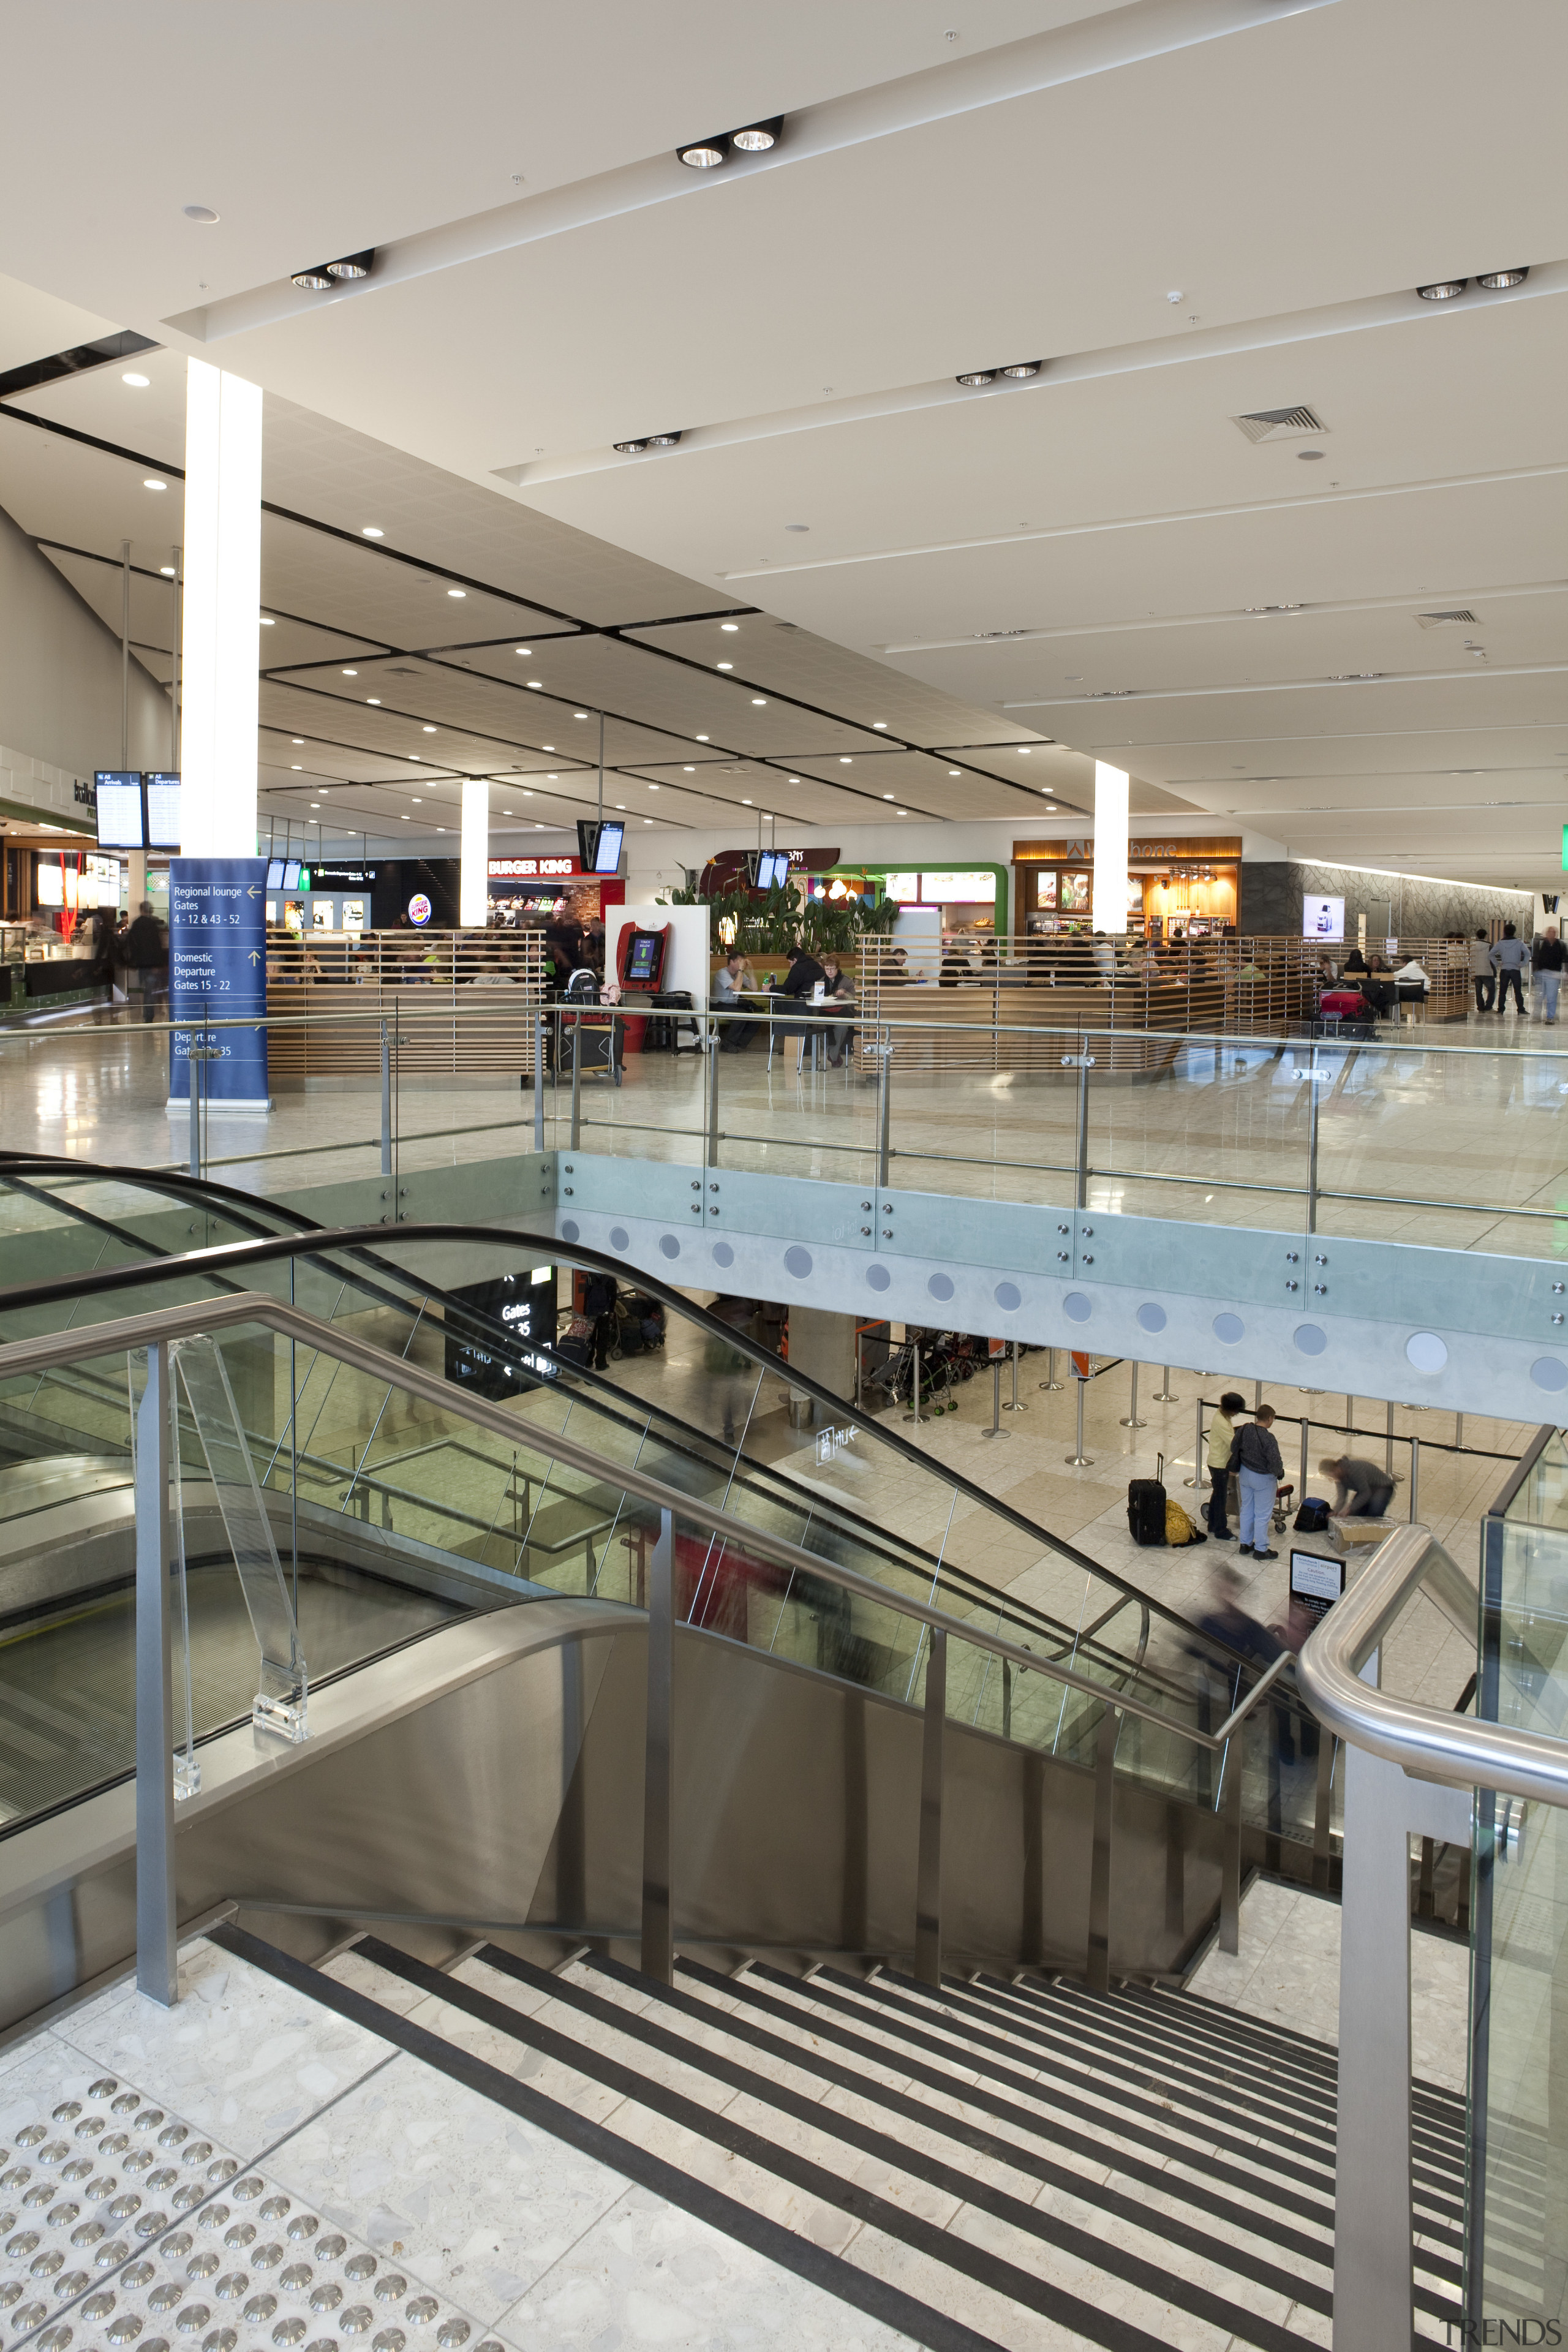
top-left (266, 859), bottom-right (285, 890)
top-left (94, 771), bottom-right (144, 849)
top-left (592, 820), bottom-right (625, 876)
top-left (1305, 895), bottom-right (1344, 943)
top-left (145, 773), bottom-right (181, 848)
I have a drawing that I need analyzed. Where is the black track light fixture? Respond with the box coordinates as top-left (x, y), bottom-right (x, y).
top-left (615, 432), bottom-right (682, 454)
top-left (677, 115), bottom-right (783, 170)
top-left (292, 248), bottom-right (377, 293)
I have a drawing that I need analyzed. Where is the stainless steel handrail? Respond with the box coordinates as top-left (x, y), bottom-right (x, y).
top-left (1296, 1523), bottom-right (1568, 1806)
top-left (0, 1291), bottom-right (1289, 1760)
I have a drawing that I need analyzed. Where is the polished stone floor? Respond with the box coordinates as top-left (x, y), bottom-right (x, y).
top-left (3, 998), bottom-right (1568, 1257)
top-left (0, 1937), bottom-right (908, 2352)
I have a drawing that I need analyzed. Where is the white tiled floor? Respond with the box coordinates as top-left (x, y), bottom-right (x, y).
top-left (1188, 1875), bottom-right (1471, 2092)
top-left (0, 1937), bottom-right (920, 2351)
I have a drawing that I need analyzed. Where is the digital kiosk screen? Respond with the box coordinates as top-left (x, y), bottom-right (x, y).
top-left (94, 772), bottom-right (144, 850)
top-left (625, 930), bottom-right (661, 982)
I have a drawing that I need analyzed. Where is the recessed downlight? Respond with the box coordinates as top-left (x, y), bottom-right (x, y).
top-left (1417, 279), bottom-right (1468, 301)
top-left (1000, 361), bottom-right (1042, 379)
top-left (159, 565), bottom-right (176, 576)
top-left (717, 662), bottom-right (733, 671)
top-left (721, 622), bottom-right (739, 632)
top-left (752, 697), bottom-right (767, 706)
top-left (647, 431), bottom-right (682, 449)
top-left (732, 120), bottom-right (780, 151)
top-left (515, 647), bottom-right (531, 656)
top-left (326, 250), bottom-right (374, 280)
top-left (956, 370), bottom-right (996, 387)
top-left (873, 721), bottom-right (888, 729)
top-left (342, 668), bottom-right (358, 676)
top-left (613, 439), bottom-right (649, 454)
top-left (527, 680), bottom-right (543, 689)
top-left (423, 725), bottom-right (437, 733)
top-left (677, 138), bottom-right (728, 169)
top-left (447, 587), bottom-right (466, 598)
top-left (362, 526), bottom-right (384, 538)
top-left (1477, 268), bottom-right (1529, 289)
top-left (143, 477), bottom-right (167, 491)
top-left (122, 372), bottom-right (149, 388)
top-left (291, 266), bottom-right (333, 292)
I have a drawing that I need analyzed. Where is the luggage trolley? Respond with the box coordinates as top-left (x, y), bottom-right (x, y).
top-left (560, 967), bottom-right (623, 1087)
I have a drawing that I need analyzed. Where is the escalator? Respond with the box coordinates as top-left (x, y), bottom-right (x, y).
top-left (0, 1152), bottom-right (1336, 2030)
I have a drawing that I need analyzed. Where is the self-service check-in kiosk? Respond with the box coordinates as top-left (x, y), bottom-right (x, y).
top-left (616, 921), bottom-right (672, 1053)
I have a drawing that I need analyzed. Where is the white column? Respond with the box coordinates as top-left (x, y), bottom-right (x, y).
top-left (1091, 761), bottom-right (1129, 935)
top-left (181, 360), bottom-right (262, 859)
top-left (460, 777), bottom-right (489, 928)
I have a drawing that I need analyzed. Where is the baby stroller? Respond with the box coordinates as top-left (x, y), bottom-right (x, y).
top-left (560, 967), bottom-right (622, 1087)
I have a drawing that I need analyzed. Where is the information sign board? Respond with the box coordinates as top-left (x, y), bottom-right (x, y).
top-left (168, 857), bottom-right (270, 1108)
top-left (1289, 1548), bottom-right (1347, 1626)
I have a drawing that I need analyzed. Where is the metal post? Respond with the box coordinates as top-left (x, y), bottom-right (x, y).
top-left (135, 1343), bottom-right (178, 2005)
top-left (1120, 1362), bottom-right (1145, 1430)
top-left (1065, 1369), bottom-right (1093, 1466)
top-left (1312, 1734), bottom-right (1335, 1891)
top-left (876, 1033), bottom-right (891, 1190)
top-left (1087, 1702), bottom-right (1119, 1993)
top-left (532, 1009), bottom-right (545, 1153)
top-left (1185, 1395), bottom-right (1204, 1487)
top-left (640, 1507), bottom-right (674, 1985)
top-left (170, 545), bottom-right (181, 767)
top-left (1151, 1366), bottom-right (1178, 1403)
top-left (597, 709), bottom-right (605, 831)
top-left (1300, 1411), bottom-right (1310, 1500)
top-left (1409, 1436), bottom-right (1419, 1525)
top-left (706, 1024), bottom-right (720, 1167)
top-left (903, 1341), bottom-right (924, 1425)
top-left (1346, 1393), bottom-right (1355, 1430)
top-left (1306, 1042), bottom-right (1320, 1234)
top-left (981, 1352), bottom-right (1008, 1440)
top-left (120, 540), bottom-right (131, 769)
top-left (1384, 1400), bottom-right (1395, 1477)
top-left (1219, 1732), bottom-right (1243, 1955)
top-left (1002, 1338), bottom-right (1026, 1412)
top-left (188, 1050), bottom-right (200, 1180)
top-left (1074, 1031), bottom-right (1090, 1208)
top-left (1039, 1345), bottom-right (1063, 1392)
top-left (570, 1019), bottom-right (581, 1151)
top-left (1333, 1654), bottom-right (1415, 2352)
top-left (380, 1020), bottom-right (392, 1176)
top-left (1455, 1411), bottom-right (1464, 1450)
top-left (914, 1627), bottom-right (946, 1987)
top-left (1254, 1379), bottom-right (1263, 1412)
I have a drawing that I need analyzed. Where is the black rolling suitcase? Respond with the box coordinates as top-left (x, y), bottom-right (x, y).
top-left (1127, 1452), bottom-right (1167, 1547)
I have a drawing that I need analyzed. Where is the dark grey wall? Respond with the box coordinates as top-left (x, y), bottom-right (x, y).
top-left (1240, 859), bottom-right (1531, 939)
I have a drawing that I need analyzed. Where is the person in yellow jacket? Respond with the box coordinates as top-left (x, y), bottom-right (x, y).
top-left (1202, 1391), bottom-right (1247, 1542)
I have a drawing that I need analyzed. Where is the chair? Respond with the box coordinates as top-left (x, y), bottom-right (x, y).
top-left (1396, 981), bottom-right (1427, 1027)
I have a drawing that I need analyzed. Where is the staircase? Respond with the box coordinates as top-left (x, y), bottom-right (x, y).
top-left (218, 1923), bottom-right (1466, 2352)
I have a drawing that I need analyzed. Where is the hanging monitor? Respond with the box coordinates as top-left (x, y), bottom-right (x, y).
top-left (145, 772), bottom-right (181, 848)
top-left (591, 819), bottom-right (624, 876)
top-left (282, 860), bottom-right (301, 889)
top-left (94, 771), bottom-right (144, 849)
top-left (266, 859), bottom-right (285, 890)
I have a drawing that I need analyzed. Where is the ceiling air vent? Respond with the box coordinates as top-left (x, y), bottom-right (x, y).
top-left (1232, 405), bottom-right (1325, 443)
top-left (974, 629), bottom-right (1029, 640)
top-left (1415, 609), bottom-right (1479, 628)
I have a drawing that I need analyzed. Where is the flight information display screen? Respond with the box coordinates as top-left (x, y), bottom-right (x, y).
top-left (94, 772), bottom-right (144, 848)
top-left (145, 772), bottom-right (181, 848)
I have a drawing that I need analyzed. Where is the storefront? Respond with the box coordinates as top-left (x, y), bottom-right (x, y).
top-left (486, 854), bottom-right (624, 929)
top-left (867, 865), bottom-right (1008, 937)
top-left (1012, 836), bottom-right (1240, 940)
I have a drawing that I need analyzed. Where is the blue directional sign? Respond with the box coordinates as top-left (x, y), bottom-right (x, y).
top-left (168, 858), bottom-right (270, 1108)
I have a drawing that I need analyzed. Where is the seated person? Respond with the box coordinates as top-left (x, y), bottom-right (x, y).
top-left (1340, 946), bottom-right (1370, 980)
top-left (938, 935), bottom-right (975, 987)
top-left (1318, 1452), bottom-right (1396, 1519)
top-left (1360, 954), bottom-right (1396, 1015)
top-left (818, 953), bottom-right (856, 1066)
top-left (1393, 955), bottom-right (1430, 995)
top-left (781, 940), bottom-right (826, 1000)
top-left (712, 950), bottom-right (762, 1050)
